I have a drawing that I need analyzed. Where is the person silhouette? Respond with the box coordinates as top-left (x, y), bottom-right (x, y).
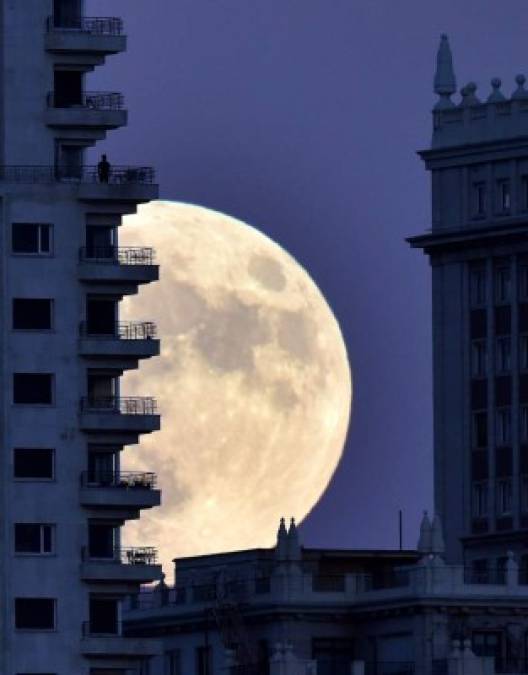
top-left (97, 154), bottom-right (111, 183)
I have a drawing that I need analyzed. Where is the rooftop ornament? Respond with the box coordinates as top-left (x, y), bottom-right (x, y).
top-left (434, 34), bottom-right (457, 110)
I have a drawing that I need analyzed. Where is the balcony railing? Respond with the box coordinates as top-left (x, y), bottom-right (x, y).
top-left (48, 16), bottom-right (124, 36)
top-left (79, 247), bottom-right (156, 266)
top-left (81, 397), bottom-right (157, 415)
top-left (84, 546), bottom-right (158, 566)
top-left (82, 620), bottom-right (119, 637)
top-left (80, 321), bottom-right (157, 340)
top-left (47, 91), bottom-right (124, 110)
top-left (81, 471), bottom-right (157, 489)
top-left (463, 567), bottom-right (507, 585)
top-left (0, 165), bottom-right (155, 184)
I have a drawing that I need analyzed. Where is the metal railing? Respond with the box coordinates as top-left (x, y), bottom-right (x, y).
top-left (47, 91), bottom-right (124, 110)
top-left (83, 546), bottom-right (158, 565)
top-left (80, 396), bottom-right (157, 415)
top-left (0, 165), bottom-right (155, 184)
top-left (79, 246), bottom-right (156, 265)
top-left (81, 471), bottom-right (157, 489)
top-left (82, 620), bottom-right (120, 637)
top-left (80, 321), bottom-right (157, 340)
top-left (48, 16), bottom-right (124, 36)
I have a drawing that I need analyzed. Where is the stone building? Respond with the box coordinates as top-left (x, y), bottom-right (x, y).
top-left (124, 35), bottom-right (528, 675)
top-left (0, 1), bottom-right (162, 673)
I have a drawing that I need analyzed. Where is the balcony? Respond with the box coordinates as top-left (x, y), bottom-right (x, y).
top-left (78, 247), bottom-right (159, 286)
top-left (81, 621), bottom-right (161, 658)
top-left (80, 397), bottom-right (160, 435)
top-left (79, 321), bottom-right (160, 361)
top-left (45, 16), bottom-right (127, 57)
top-left (45, 91), bottom-right (127, 130)
top-left (80, 471), bottom-right (161, 509)
top-left (0, 165), bottom-right (158, 203)
top-left (81, 546), bottom-right (162, 583)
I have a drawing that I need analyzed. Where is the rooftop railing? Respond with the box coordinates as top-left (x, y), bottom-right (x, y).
top-left (81, 396), bottom-right (157, 415)
top-left (79, 246), bottom-right (156, 266)
top-left (47, 16), bottom-right (124, 36)
top-left (83, 546), bottom-right (158, 565)
top-left (0, 165), bottom-right (155, 184)
top-left (81, 471), bottom-right (157, 489)
top-left (80, 321), bottom-right (157, 340)
top-left (47, 91), bottom-right (124, 110)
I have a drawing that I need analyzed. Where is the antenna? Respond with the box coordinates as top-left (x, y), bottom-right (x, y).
top-left (399, 510), bottom-right (403, 550)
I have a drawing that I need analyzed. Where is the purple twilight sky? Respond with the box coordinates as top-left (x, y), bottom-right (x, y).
top-left (89, 0), bottom-right (527, 551)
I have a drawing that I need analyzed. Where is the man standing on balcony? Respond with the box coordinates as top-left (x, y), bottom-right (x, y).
top-left (98, 153), bottom-right (111, 182)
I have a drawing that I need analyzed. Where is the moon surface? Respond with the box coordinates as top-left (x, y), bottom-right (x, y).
top-left (120, 201), bottom-right (352, 575)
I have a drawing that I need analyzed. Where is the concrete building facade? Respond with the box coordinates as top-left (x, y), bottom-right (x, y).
top-left (0, 1), bottom-right (162, 673)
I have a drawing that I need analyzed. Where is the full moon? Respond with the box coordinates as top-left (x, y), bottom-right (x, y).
top-left (120, 201), bottom-right (352, 574)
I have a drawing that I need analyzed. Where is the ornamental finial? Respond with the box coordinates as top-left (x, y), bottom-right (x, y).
top-left (434, 34), bottom-right (457, 109)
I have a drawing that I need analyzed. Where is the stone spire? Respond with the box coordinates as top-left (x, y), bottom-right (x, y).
top-left (434, 34), bottom-right (457, 109)
top-left (287, 517), bottom-right (301, 561)
top-left (417, 511), bottom-right (432, 553)
top-left (275, 517), bottom-right (288, 560)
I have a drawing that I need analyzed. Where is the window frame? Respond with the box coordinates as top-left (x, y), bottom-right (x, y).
top-left (496, 407), bottom-right (512, 446)
top-left (12, 298), bottom-right (54, 332)
top-left (470, 267), bottom-right (487, 307)
top-left (14, 597), bottom-right (57, 632)
top-left (13, 448), bottom-right (55, 481)
top-left (496, 336), bottom-right (511, 373)
top-left (11, 223), bottom-right (53, 257)
top-left (473, 182), bottom-right (487, 218)
top-left (496, 479), bottom-right (513, 516)
top-left (496, 179), bottom-right (511, 213)
top-left (13, 373), bottom-right (55, 406)
top-left (472, 481), bottom-right (489, 517)
top-left (471, 340), bottom-right (488, 377)
top-left (14, 523), bottom-right (55, 556)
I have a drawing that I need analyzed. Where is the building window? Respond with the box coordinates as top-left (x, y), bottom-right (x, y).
top-left (89, 596), bottom-right (119, 635)
top-left (12, 299), bottom-right (53, 331)
top-left (196, 646), bottom-right (212, 675)
top-left (496, 408), bottom-right (512, 446)
top-left (472, 340), bottom-right (488, 376)
top-left (472, 412), bottom-right (488, 448)
top-left (473, 182), bottom-right (487, 217)
top-left (15, 598), bottom-right (56, 630)
top-left (13, 448), bottom-right (54, 480)
top-left (497, 479), bottom-right (513, 515)
top-left (13, 374), bottom-right (53, 405)
top-left (497, 180), bottom-right (511, 212)
top-left (521, 336), bottom-right (528, 370)
top-left (472, 631), bottom-right (502, 658)
top-left (522, 176), bottom-right (528, 211)
top-left (12, 223), bottom-right (52, 255)
top-left (15, 524), bottom-right (54, 555)
top-left (495, 266), bottom-right (511, 303)
top-left (522, 407), bottom-right (528, 443)
top-left (165, 650), bottom-right (182, 675)
top-left (470, 267), bottom-right (487, 306)
top-left (522, 477), bottom-right (528, 514)
top-left (496, 337), bottom-right (511, 373)
top-left (472, 482), bottom-right (488, 517)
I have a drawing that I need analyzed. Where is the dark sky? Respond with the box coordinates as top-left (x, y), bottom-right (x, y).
top-left (89, 0), bottom-right (528, 551)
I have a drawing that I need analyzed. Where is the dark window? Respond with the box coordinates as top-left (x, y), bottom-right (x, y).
top-left (520, 305), bottom-right (528, 332)
top-left (470, 309), bottom-right (487, 338)
top-left (13, 299), bottom-right (52, 330)
top-left (195, 646), bottom-right (212, 675)
top-left (53, 70), bottom-right (82, 107)
top-left (472, 451), bottom-right (488, 480)
top-left (165, 650), bottom-right (182, 675)
top-left (88, 523), bottom-right (116, 558)
top-left (12, 223), bottom-right (51, 255)
top-left (312, 638), bottom-right (354, 675)
top-left (53, 0), bottom-right (82, 28)
top-left (497, 180), bottom-right (511, 212)
top-left (472, 631), bottom-right (502, 658)
top-left (14, 448), bottom-right (54, 479)
top-left (15, 524), bottom-right (53, 554)
top-left (521, 446), bottom-right (528, 474)
top-left (13, 374), bottom-right (53, 405)
top-left (15, 598), bottom-right (55, 630)
top-left (86, 297), bottom-right (116, 335)
top-left (495, 305), bottom-right (511, 335)
top-left (495, 376), bottom-right (512, 406)
top-left (521, 375), bottom-right (528, 403)
top-left (496, 447), bottom-right (513, 477)
top-left (86, 225), bottom-right (115, 258)
top-left (470, 267), bottom-right (487, 306)
top-left (471, 380), bottom-right (487, 410)
top-left (474, 182), bottom-right (487, 216)
top-left (472, 412), bottom-right (488, 448)
top-left (89, 597), bottom-right (119, 635)
top-left (523, 176), bottom-right (528, 211)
